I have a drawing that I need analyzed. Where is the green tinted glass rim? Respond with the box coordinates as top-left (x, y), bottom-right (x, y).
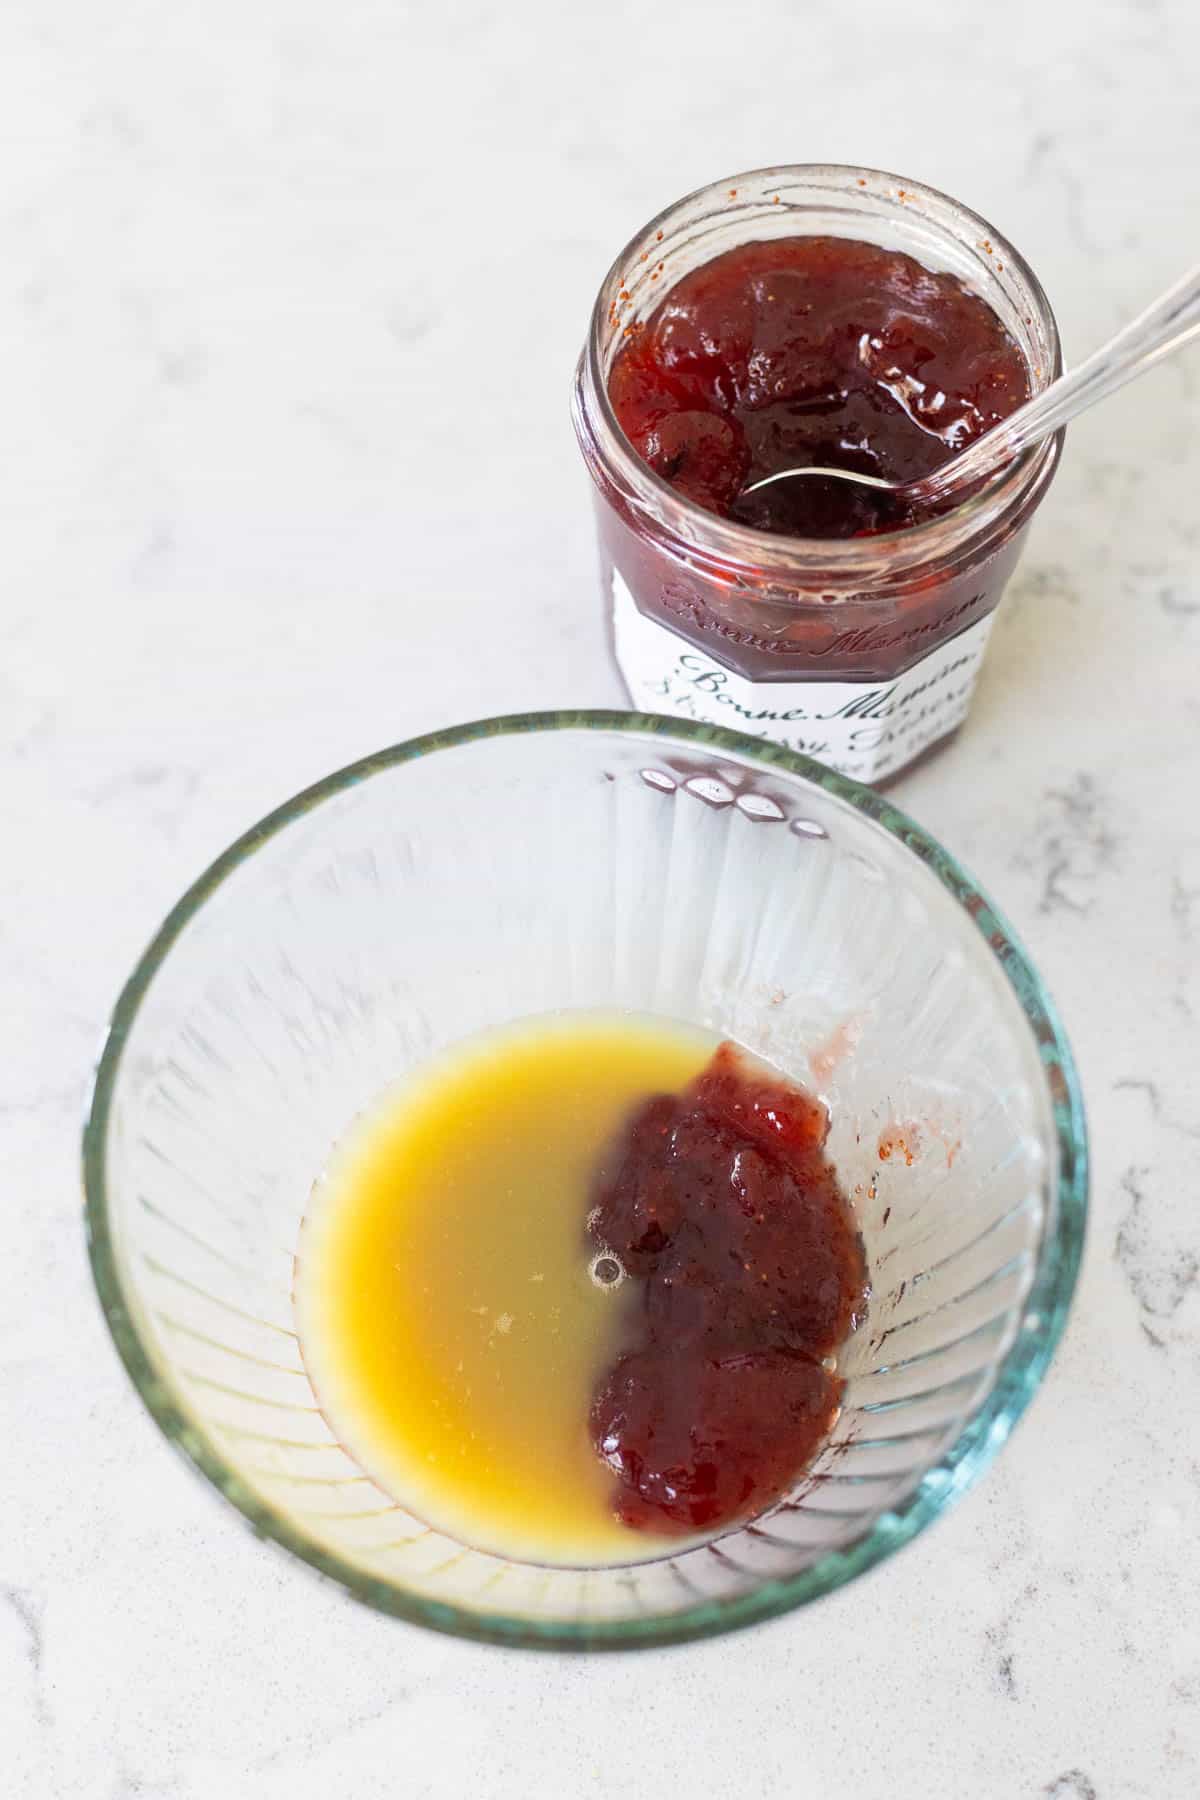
top-left (82, 710), bottom-right (1088, 1652)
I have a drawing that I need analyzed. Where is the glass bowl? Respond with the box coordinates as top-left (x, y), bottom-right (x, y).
top-left (83, 712), bottom-right (1087, 1650)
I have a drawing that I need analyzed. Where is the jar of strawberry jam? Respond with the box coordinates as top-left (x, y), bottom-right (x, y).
top-left (572, 166), bottom-right (1063, 783)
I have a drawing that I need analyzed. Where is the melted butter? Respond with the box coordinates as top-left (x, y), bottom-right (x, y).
top-left (295, 1012), bottom-right (716, 1565)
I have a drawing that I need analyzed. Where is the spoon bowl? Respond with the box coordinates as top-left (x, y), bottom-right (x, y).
top-left (739, 263), bottom-right (1200, 512)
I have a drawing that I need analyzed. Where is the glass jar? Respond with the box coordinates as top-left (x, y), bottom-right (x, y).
top-left (572, 165), bottom-right (1063, 784)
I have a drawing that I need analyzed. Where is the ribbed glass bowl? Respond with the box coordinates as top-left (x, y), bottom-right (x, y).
top-left (84, 712), bottom-right (1086, 1650)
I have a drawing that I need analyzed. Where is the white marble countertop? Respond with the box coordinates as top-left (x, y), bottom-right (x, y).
top-left (4, 2), bottom-right (1199, 1795)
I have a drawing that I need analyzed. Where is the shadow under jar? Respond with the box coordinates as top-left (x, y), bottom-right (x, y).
top-left (572, 165), bottom-right (1063, 785)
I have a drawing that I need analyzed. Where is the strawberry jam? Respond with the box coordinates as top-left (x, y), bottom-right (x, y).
top-left (588, 1043), bottom-right (868, 1536)
top-left (608, 236), bottom-right (1030, 538)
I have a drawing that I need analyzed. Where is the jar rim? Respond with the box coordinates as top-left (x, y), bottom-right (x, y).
top-left (576, 163), bottom-right (1063, 597)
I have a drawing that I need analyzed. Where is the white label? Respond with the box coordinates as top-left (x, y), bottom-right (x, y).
top-left (613, 573), bottom-right (995, 783)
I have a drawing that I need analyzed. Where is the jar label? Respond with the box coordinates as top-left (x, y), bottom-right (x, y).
top-left (612, 573), bottom-right (995, 783)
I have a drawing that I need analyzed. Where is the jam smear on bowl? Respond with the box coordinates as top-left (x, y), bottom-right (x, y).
top-left (588, 1043), bottom-right (868, 1536)
top-left (608, 236), bottom-right (1030, 538)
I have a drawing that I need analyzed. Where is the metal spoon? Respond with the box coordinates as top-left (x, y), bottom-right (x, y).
top-left (738, 264), bottom-right (1200, 511)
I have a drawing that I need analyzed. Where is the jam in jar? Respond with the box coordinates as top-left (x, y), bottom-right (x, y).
top-left (573, 167), bottom-right (1062, 783)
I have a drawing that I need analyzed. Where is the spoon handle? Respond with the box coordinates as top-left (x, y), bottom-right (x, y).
top-left (919, 264), bottom-right (1200, 504)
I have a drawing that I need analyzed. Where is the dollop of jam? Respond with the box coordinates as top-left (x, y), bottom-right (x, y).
top-left (588, 1043), bottom-right (868, 1536)
top-left (608, 236), bottom-right (1030, 537)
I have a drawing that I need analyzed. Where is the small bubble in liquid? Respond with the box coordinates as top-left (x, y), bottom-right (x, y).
top-left (590, 1252), bottom-right (626, 1290)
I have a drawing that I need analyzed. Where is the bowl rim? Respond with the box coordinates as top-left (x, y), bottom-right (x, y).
top-left (82, 709), bottom-right (1088, 1652)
